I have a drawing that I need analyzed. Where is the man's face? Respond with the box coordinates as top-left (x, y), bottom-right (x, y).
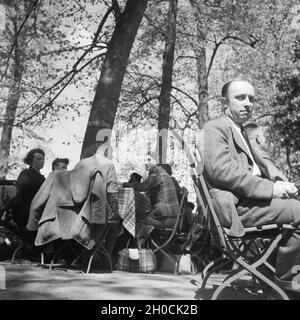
top-left (54, 162), bottom-right (68, 171)
top-left (145, 156), bottom-right (156, 171)
top-left (224, 81), bottom-right (255, 125)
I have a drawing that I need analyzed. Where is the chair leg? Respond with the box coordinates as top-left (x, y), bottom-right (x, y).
top-left (86, 243), bottom-right (113, 274)
top-left (201, 255), bottom-right (227, 280)
top-left (174, 255), bottom-right (181, 275)
top-left (210, 233), bottom-right (289, 300)
top-left (40, 252), bottom-right (45, 265)
top-left (211, 258), bottom-right (289, 300)
top-left (201, 256), bottom-right (232, 292)
top-left (11, 240), bottom-right (24, 263)
top-left (49, 242), bottom-right (69, 271)
top-left (150, 237), bottom-right (177, 272)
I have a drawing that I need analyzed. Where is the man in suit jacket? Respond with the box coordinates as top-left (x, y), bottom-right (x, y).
top-left (201, 79), bottom-right (300, 292)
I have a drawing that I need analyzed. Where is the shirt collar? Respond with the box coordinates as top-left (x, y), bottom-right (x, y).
top-left (224, 115), bottom-right (242, 132)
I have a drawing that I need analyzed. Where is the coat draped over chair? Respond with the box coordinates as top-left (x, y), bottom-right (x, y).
top-left (26, 157), bottom-right (115, 249)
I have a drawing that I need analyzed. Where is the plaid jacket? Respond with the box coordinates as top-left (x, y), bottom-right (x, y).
top-left (133, 166), bottom-right (180, 218)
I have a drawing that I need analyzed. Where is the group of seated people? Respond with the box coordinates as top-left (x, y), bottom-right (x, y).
top-left (1, 134), bottom-right (197, 268)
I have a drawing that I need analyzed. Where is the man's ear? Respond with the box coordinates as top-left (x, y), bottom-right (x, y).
top-left (221, 96), bottom-right (228, 108)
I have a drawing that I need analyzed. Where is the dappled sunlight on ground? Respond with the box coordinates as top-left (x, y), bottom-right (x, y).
top-left (0, 260), bottom-right (267, 300)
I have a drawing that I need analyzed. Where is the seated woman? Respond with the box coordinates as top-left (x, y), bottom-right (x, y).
top-left (14, 148), bottom-right (45, 250)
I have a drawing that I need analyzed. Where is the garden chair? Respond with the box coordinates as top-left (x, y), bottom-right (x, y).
top-left (185, 142), bottom-right (295, 300)
top-left (148, 191), bottom-right (201, 275)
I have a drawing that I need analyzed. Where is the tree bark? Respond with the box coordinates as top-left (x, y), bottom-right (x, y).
top-left (0, 1), bottom-right (25, 179)
top-left (157, 0), bottom-right (178, 164)
top-left (195, 32), bottom-right (208, 128)
top-left (190, 1), bottom-right (208, 129)
top-left (80, 0), bottom-right (148, 159)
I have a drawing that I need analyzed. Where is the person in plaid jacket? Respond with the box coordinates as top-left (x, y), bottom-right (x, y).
top-left (124, 157), bottom-right (180, 230)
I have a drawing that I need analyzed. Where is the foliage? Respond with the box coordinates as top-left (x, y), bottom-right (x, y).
top-left (272, 70), bottom-right (300, 181)
top-left (0, 0), bottom-right (115, 175)
top-left (0, 0), bottom-right (299, 188)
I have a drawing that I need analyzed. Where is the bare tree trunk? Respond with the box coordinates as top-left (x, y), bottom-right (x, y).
top-left (190, 1), bottom-right (208, 129)
top-left (80, 0), bottom-right (148, 159)
top-left (0, 2), bottom-right (25, 179)
top-left (195, 31), bottom-right (208, 129)
top-left (157, 0), bottom-right (178, 164)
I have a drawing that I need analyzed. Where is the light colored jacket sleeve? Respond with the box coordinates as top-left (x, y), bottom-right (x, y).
top-left (257, 148), bottom-right (289, 182)
top-left (106, 163), bottom-right (119, 194)
top-left (26, 172), bottom-right (55, 231)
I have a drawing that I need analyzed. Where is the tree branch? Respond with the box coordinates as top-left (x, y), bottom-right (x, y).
top-left (171, 85), bottom-right (198, 108)
top-left (0, 0), bottom-right (40, 82)
top-left (207, 34), bottom-right (258, 77)
top-left (12, 7), bottom-right (114, 125)
top-left (15, 51), bottom-right (106, 126)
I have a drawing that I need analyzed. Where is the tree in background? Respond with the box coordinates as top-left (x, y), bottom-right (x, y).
top-left (271, 36), bottom-right (300, 182)
top-left (0, 0), bottom-right (299, 186)
top-left (0, 0), bottom-right (39, 178)
top-left (80, 0), bottom-right (149, 159)
top-left (0, 0), bottom-right (117, 176)
top-left (157, 0), bottom-right (178, 164)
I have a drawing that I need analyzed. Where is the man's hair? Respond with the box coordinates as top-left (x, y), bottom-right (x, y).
top-left (159, 163), bottom-right (172, 175)
top-left (130, 172), bottom-right (142, 182)
top-left (221, 80), bottom-right (234, 98)
top-left (221, 79), bottom-right (249, 98)
top-left (52, 157), bottom-right (69, 170)
top-left (23, 148), bottom-right (45, 165)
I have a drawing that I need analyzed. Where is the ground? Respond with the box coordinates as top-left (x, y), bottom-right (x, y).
top-left (0, 259), bottom-right (263, 300)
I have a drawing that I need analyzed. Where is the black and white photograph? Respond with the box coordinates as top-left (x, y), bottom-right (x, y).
top-left (0, 0), bottom-right (300, 304)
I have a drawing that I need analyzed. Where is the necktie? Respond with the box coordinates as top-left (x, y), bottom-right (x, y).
top-left (241, 126), bottom-right (263, 177)
top-left (241, 126), bottom-right (254, 156)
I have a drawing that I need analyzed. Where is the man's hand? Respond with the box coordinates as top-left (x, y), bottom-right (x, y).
top-left (273, 181), bottom-right (299, 199)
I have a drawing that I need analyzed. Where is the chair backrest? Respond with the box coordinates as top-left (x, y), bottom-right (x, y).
top-left (183, 142), bottom-right (228, 251)
top-left (177, 191), bottom-right (188, 230)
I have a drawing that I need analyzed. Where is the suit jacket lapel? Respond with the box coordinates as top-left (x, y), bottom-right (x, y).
top-left (222, 116), bottom-right (270, 179)
top-left (222, 116), bottom-right (252, 159)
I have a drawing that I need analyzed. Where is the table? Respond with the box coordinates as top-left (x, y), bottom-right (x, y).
top-left (117, 187), bottom-right (151, 237)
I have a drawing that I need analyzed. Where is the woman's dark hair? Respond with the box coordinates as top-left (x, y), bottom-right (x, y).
top-left (23, 148), bottom-right (45, 165)
top-left (129, 172), bottom-right (142, 183)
